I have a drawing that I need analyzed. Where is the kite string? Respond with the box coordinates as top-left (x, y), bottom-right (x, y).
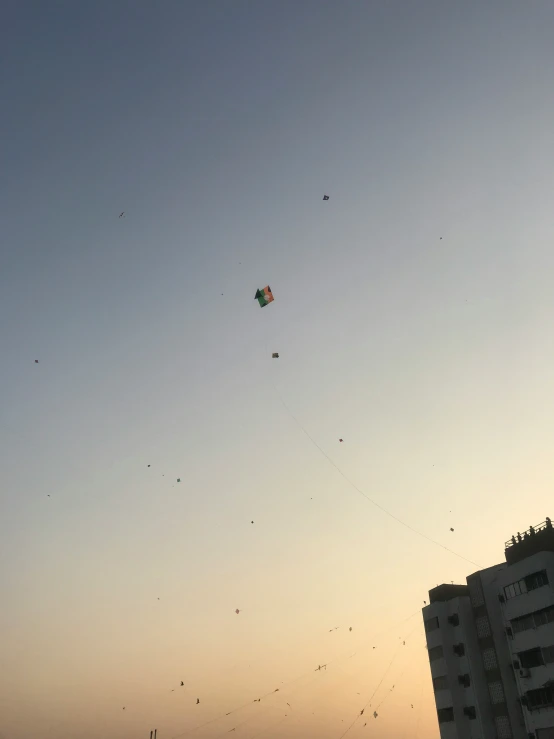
top-left (373, 624), bottom-right (424, 713)
top-left (413, 659), bottom-right (425, 739)
top-left (272, 383), bottom-right (481, 568)
top-left (336, 621), bottom-right (421, 739)
top-left (168, 607), bottom-right (421, 739)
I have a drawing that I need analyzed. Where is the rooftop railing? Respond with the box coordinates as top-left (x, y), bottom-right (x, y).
top-left (505, 519), bottom-right (552, 549)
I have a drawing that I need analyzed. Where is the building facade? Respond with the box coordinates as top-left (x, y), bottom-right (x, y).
top-left (423, 519), bottom-right (554, 739)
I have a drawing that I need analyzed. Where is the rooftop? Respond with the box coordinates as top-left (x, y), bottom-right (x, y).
top-left (429, 584), bottom-right (469, 603)
top-left (504, 518), bottom-right (554, 565)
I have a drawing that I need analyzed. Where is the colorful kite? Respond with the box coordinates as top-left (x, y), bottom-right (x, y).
top-left (255, 286), bottom-right (274, 307)
top-left (323, 195), bottom-right (330, 201)
top-left (272, 353), bottom-right (279, 358)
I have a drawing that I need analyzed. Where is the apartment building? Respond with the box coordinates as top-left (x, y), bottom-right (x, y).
top-left (423, 519), bottom-right (554, 739)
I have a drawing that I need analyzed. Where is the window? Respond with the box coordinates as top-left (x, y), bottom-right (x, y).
top-left (458, 674), bottom-right (470, 688)
top-left (425, 617), bottom-right (440, 633)
top-left (476, 616), bottom-right (491, 638)
top-left (512, 606), bottom-right (554, 633)
top-left (519, 648), bottom-right (544, 669)
top-left (525, 570), bottom-right (549, 591)
top-left (505, 570), bottom-right (549, 600)
top-left (433, 675), bottom-right (449, 692)
top-left (429, 645), bottom-right (444, 662)
top-left (448, 613), bottom-right (460, 626)
top-left (536, 728), bottom-right (554, 739)
top-left (512, 613), bottom-right (535, 634)
top-left (526, 687), bottom-right (554, 710)
top-left (463, 706), bottom-right (477, 719)
top-left (505, 580), bottom-right (527, 600)
top-left (535, 606), bottom-right (554, 627)
top-left (483, 648), bottom-right (498, 670)
top-left (542, 645), bottom-right (554, 664)
top-left (437, 707), bottom-right (454, 724)
top-left (489, 681), bottom-right (505, 704)
top-left (453, 643), bottom-right (465, 656)
top-left (495, 716), bottom-right (513, 739)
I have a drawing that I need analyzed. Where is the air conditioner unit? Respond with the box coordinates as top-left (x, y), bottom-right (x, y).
top-left (506, 627), bottom-right (513, 637)
top-left (498, 594), bottom-right (505, 603)
top-left (519, 668), bottom-right (531, 678)
top-left (513, 660), bottom-right (520, 670)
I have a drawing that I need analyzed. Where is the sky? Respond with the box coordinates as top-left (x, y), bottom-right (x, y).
top-left (2, 1), bottom-right (554, 737)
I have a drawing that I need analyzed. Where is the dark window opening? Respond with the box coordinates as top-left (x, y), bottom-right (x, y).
top-left (448, 613), bottom-right (460, 626)
top-left (519, 648), bottom-right (544, 669)
top-left (512, 614), bottom-right (534, 633)
top-left (438, 707), bottom-right (454, 723)
top-left (525, 570), bottom-right (549, 591)
top-left (458, 674), bottom-right (471, 688)
top-left (463, 706), bottom-right (477, 720)
top-left (453, 643), bottom-right (465, 656)
top-left (526, 687), bottom-right (554, 710)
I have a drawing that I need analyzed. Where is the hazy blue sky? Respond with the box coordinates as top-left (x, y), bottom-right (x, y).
top-left (2, 2), bottom-right (554, 738)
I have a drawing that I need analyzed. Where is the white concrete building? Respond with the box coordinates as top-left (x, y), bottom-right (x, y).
top-left (423, 519), bottom-right (554, 739)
